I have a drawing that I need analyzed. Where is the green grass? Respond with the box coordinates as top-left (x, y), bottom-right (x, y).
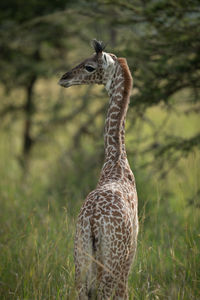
top-left (0, 150), bottom-right (199, 299)
top-left (0, 175), bottom-right (76, 299)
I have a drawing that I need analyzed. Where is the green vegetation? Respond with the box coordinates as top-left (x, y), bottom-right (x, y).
top-left (0, 0), bottom-right (200, 299)
top-left (0, 101), bottom-right (199, 299)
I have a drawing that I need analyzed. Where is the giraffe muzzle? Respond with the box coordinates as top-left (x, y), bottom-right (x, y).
top-left (58, 78), bottom-right (71, 88)
top-left (58, 71), bottom-right (73, 88)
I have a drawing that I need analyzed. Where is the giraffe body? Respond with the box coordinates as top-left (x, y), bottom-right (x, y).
top-left (59, 40), bottom-right (138, 299)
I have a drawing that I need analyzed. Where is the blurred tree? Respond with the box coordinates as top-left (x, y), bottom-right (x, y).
top-left (0, 0), bottom-right (76, 168)
top-left (0, 0), bottom-right (199, 173)
top-left (92, 0), bottom-right (200, 170)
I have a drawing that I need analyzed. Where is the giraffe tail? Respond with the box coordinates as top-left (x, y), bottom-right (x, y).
top-left (75, 219), bottom-right (98, 299)
top-left (84, 234), bottom-right (99, 299)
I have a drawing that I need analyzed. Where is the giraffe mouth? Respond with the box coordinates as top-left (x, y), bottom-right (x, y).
top-left (58, 79), bottom-right (71, 88)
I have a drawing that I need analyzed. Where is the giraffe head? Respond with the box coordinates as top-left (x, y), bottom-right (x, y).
top-left (59, 40), bottom-right (117, 91)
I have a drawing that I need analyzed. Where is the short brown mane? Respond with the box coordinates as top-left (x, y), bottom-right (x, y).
top-left (117, 57), bottom-right (133, 100)
top-left (113, 57), bottom-right (133, 156)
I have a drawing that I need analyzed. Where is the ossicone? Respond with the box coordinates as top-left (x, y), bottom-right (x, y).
top-left (92, 39), bottom-right (106, 54)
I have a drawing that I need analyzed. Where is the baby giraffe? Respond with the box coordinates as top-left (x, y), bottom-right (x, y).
top-left (59, 40), bottom-right (138, 300)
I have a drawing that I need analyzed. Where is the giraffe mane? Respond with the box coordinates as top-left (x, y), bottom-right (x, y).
top-left (92, 39), bottom-right (106, 54)
top-left (117, 58), bottom-right (133, 99)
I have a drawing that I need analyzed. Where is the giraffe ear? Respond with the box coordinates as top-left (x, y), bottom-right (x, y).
top-left (102, 52), bottom-right (115, 70)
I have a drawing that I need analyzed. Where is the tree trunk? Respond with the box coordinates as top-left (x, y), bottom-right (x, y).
top-left (22, 74), bottom-right (36, 169)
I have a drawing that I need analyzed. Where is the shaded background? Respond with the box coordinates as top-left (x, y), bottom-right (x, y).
top-left (0, 0), bottom-right (200, 299)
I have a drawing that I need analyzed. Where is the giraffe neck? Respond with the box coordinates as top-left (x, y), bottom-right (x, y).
top-left (98, 58), bottom-right (132, 185)
top-left (104, 58), bottom-right (132, 161)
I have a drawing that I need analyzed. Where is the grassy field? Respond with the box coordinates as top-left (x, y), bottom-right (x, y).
top-left (0, 87), bottom-right (200, 299)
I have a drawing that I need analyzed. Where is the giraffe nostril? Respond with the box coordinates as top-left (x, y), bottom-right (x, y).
top-left (60, 71), bottom-right (72, 80)
top-left (61, 73), bottom-right (68, 80)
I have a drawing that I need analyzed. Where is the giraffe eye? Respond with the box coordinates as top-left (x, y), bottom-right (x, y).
top-left (85, 65), bottom-right (95, 72)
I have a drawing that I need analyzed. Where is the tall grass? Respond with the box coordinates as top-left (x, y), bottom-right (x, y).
top-left (0, 149), bottom-right (199, 299)
top-left (0, 173), bottom-right (75, 299)
top-left (0, 99), bottom-right (200, 299)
